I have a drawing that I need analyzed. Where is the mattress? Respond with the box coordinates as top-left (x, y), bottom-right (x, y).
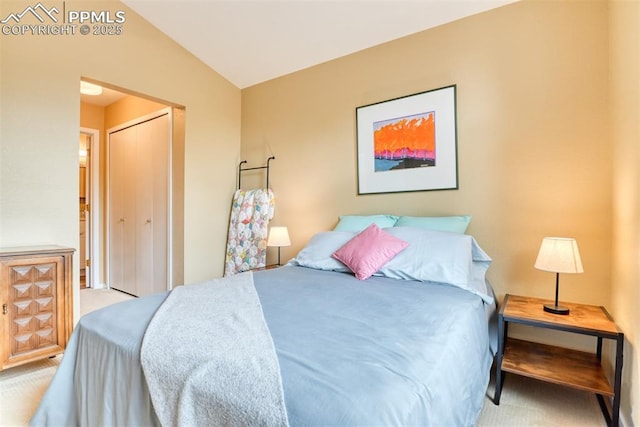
top-left (31, 265), bottom-right (496, 426)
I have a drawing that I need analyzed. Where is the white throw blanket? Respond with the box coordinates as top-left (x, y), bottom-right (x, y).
top-left (140, 272), bottom-right (289, 427)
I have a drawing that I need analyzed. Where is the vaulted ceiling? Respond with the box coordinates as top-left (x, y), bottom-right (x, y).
top-left (122, 0), bottom-right (517, 89)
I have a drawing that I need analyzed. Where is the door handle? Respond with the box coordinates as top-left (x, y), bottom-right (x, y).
top-left (2, 303), bottom-right (7, 315)
top-left (145, 219), bottom-right (152, 224)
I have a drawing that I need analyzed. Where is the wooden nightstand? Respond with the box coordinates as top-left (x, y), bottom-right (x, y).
top-left (494, 294), bottom-right (624, 427)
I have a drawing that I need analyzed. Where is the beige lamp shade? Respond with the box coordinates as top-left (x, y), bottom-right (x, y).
top-left (534, 237), bottom-right (583, 274)
top-left (267, 226), bottom-right (291, 247)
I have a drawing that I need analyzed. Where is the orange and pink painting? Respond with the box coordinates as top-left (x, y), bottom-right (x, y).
top-left (373, 111), bottom-right (435, 172)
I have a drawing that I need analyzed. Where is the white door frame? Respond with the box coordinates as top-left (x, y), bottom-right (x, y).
top-left (80, 127), bottom-right (102, 289)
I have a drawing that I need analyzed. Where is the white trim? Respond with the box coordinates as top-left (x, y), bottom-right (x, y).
top-left (80, 127), bottom-right (102, 289)
top-left (167, 110), bottom-right (174, 291)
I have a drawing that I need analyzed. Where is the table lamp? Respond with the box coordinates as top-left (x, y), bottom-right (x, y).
top-left (534, 237), bottom-right (583, 315)
top-left (267, 226), bottom-right (291, 266)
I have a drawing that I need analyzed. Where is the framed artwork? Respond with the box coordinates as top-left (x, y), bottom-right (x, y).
top-left (356, 85), bottom-right (458, 194)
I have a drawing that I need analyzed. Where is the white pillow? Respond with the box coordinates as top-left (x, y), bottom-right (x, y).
top-left (378, 227), bottom-right (474, 286)
top-left (376, 227), bottom-right (493, 303)
top-left (288, 231), bottom-right (354, 272)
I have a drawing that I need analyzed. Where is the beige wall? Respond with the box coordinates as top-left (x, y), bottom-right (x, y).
top-left (80, 102), bottom-right (105, 131)
top-left (104, 94), bottom-right (168, 130)
top-left (0, 1), bottom-right (241, 321)
top-left (610, 0), bottom-right (640, 425)
top-left (242, 0), bottom-right (610, 304)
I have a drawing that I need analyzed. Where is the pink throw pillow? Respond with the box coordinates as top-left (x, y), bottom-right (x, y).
top-left (332, 223), bottom-right (409, 280)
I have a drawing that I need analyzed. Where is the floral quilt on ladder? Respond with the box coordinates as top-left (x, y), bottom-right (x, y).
top-left (224, 189), bottom-right (275, 276)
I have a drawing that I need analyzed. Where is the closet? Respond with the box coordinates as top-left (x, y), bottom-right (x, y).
top-left (108, 110), bottom-right (170, 297)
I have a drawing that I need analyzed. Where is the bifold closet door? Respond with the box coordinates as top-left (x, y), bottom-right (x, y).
top-left (134, 116), bottom-right (169, 297)
top-left (108, 125), bottom-right (137, 296)
top-left (109, 113), bottom-right (169, 297)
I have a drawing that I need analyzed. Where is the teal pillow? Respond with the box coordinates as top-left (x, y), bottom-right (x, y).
top-left (333, 215), bottom-right (399, 232)
top-left (394, 215), bottom-right (471, 233)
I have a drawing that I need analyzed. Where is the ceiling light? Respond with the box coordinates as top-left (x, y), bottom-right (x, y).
top-left (80, 81), bottom-right (103, 96)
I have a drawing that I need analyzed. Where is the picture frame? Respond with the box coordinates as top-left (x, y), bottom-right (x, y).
top-left (356, 85), bottom-right (458, 195)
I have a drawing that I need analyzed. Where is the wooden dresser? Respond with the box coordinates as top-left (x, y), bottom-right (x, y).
top-left (0, 246), bottom-right (74, 371)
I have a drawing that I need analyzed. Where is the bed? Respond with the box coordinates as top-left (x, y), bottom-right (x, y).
top-left (31, 224), bottom-right (497, 426)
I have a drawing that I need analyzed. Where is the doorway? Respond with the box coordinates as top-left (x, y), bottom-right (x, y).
top-left (79, 128), bottom-right (100, 288)
top-left (79, 77), bottom-right (185, 296)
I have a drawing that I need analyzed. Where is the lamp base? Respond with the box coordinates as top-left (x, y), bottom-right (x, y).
top-left (544, 304), bottom-right (570, 315)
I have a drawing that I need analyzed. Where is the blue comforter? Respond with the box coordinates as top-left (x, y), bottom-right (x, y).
top-left (31, 266), bottom-right (495, 426)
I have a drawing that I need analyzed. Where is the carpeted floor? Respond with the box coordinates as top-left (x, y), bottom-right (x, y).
top-left (479, 373), bottom-right (606, 426)
top-left (0, 355), bottom-right (62, 427)
top-left (0, 289), bottom-right (607, 427)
